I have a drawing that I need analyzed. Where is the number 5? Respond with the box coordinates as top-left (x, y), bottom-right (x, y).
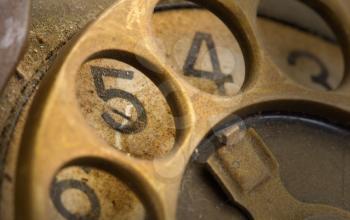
top-left (91, 66), bottom-right (147, 134)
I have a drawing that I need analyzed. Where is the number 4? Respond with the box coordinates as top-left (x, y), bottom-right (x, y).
top-left (183, 32), bottom-right (233, 95)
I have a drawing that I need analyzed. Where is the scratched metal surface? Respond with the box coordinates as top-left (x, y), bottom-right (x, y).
top-left (0, 0), bottom-right (119, 218)
top-left (0, 0), bottom-right (118, 181)
top-left (0, 0), bottom-right (349, 219)
top-left (178, 114), bottom-right (350, 219)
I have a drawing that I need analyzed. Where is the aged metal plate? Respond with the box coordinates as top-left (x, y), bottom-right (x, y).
top-left (77, 59), bottom-right (176, 159)
top-left (49, 166), bottom-right (146, 220)
top-left (178, 114), bottom-right (350, 219)
top-left (1, 0), bottom-right (350, 219)
top-left (153, 7), bottom-right (245, 96)
top-left (0, 0), bottom-right (118, 168)
top-left (257, 18), bottom-right (343, 91)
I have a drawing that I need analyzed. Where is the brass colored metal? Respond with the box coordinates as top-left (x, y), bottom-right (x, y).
top-left (0, 1), bottom-right (121, 218)
top-left (153, 6), bottom-right (246, 96)
top-left (77, 59), bottom-right (177, 159)
top-left (8, 0), bottom-right (350, 220)
top-left (208, 126), bottom-right (350, 219)
top-left (257, 17), bottom-right (343, 91)
top-left (49, 166), bottom-right (146, 219)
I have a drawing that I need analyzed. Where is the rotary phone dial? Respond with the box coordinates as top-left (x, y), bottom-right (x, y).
top-left (1, 0), bottom-right (350, 219)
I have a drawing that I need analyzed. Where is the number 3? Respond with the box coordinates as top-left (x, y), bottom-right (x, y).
top-left (288, 50), bottom-right (332, 90)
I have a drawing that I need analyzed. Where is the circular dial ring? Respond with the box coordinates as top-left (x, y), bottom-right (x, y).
top-left (14, 0), bottom-right (350, 219)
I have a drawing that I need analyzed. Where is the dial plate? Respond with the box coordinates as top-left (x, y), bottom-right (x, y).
top-left (0, 2), bottom-right (348, 220)
top-left (178, 114), bottom-right (350, 219)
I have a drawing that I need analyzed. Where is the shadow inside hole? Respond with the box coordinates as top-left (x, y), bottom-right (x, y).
top-left (49, 166), bottom-right (147, 220)
top-left (178, 111), bottom-right (350, 219)
top-left (257, 0), bottom-right (345, 91)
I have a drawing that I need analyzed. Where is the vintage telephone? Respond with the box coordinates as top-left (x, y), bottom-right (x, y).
top-left (1, 0), bottom-right (350, 219)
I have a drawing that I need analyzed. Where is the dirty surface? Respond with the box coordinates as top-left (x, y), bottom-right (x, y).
top-left (257, 18), bottom-right (343, 91)
top-left (153, 8), bottom-right (245, 96)
top-left (77, 59), bottom-right (176, 159)
top-left (0, 0), bottom-right (119, 167)
top-left (178, 115), bottom-right (350, 219)
top-left (0, 0), bottom-right (349, 219)
top-left (0, 0), bottom-right (120, 218)
top-left (49, 166), bottom-right (145, 220)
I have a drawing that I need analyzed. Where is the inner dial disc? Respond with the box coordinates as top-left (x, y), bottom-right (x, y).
top-left (178, 114), bottom-right (350, 219)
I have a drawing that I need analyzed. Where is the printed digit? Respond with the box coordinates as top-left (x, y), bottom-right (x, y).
top-left (51, 179), bottom-right (101, 220)
top-left (91, 66), bottom-right (147, 134)
top-left (183, 32), bottom-right (233, 95)
top-left (288, 50), bottom-right (332, 90)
